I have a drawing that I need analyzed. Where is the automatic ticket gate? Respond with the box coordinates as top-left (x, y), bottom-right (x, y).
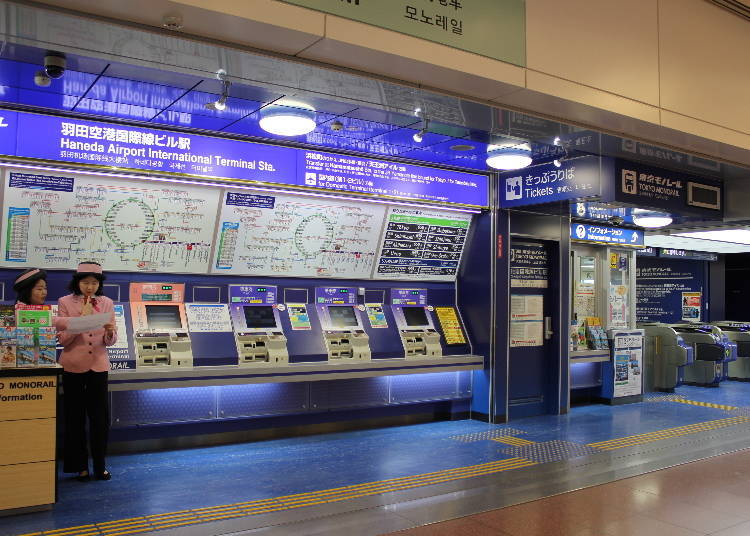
top-left (229, 285), bottom-right (288, 366)
top-left (670, 324), bottom-right (734, 386)
top-left (315, 287), bottom-right (371, 361)
top-left (641, 323), bottom-right (694, 391)
top-left (390, 288), bottom-right (442, 359)
top-left (130, 283), bottom-right (193, 368)
top-left (712, 321), bottom-right (750, 380)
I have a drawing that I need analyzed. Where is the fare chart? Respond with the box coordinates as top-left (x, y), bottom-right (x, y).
top-left (213, 190), bottom-right (385, 278)
top-left (373, 207), bottom-right (472, 281)
top-left (1, 168), bottom-right (220, 272)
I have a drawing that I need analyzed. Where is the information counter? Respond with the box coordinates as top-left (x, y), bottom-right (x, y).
top-left (0, 366), bottom-right (61, 515)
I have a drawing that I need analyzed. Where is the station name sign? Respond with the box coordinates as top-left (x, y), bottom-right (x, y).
top-left (0, 110), bottom-right (489, 208)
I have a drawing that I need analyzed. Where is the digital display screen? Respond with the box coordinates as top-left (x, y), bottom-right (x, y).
top-left (328, 306), bottom-right (359, 328)
top-left (145, 305), bottom-right (183, 329)
top-left (243, 306), bottom-right (277, 329)
top-left (402, 306), bottom-right (429, 327)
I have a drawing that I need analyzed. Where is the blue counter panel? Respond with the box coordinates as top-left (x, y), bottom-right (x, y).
top-left (218, 383), bottom-right (308, 418)
top-left (390, 371), bottom-right (469, 403)
top-left (111, 387), bottom-right (216, 426)
top-left (309, 377), bottom-right (390, 410)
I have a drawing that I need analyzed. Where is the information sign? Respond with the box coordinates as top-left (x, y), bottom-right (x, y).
top-left (315, 287), bottom-right (357, 305)
top-left (510, 244), bottom-right (549, 288)
top-left (434, 306), bottom-right (466, 345)
top-left (571, 223), bottom-right (644, 248)
top-left (391, 288), bottom-right (427, 305)
top-left (186, 304), bottom-right (233, 333)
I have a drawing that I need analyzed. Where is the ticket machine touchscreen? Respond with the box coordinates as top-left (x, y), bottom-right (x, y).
top-left (316, 287), bottom-right (371, 361)
top-left (146, 305), bottom-right (183, 330)
top-left (229, 285), bottom-right (288, 366)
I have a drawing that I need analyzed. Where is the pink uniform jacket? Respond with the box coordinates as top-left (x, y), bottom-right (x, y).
top-left (56, 294), bottom-right (118, 373)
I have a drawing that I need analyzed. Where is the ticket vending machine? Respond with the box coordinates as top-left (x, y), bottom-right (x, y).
top-left (228, 284), bottom-right (288, 366)
top-left (391, 288), bottom-right (442, 359)
top-left (315, 286), bottom-right (371, 361)
top-left (130, 282), bottom-right (193, 368)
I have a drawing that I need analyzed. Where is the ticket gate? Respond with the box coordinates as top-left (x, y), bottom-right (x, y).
top-left (670, 324), bottom-right (733, 386)
top-left (712, 322), bottom-right (750, 380)
top-left (641, 323), bottom-right (694, 391)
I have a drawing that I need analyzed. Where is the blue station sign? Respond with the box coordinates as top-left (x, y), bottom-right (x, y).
top-left (0, 109), bottom-right (489, 208)
top-left (571, 223), bottom-right (645, 248)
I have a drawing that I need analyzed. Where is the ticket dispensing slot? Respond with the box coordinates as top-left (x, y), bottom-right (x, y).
top-left (130, 283), bottom-right (193, 368)
top-left (391, 288), bottom-right (442, 359)
top-left (229, 285), bottom-right (288, 366)
top-left (315, 287), bottom-right (370, 361)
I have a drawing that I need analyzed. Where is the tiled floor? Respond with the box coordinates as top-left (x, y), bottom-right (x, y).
top-left (386, 449), bottom-right (750, 536)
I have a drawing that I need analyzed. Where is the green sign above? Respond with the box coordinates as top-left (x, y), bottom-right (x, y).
top-left (279, 0), bottom-right (526, 66)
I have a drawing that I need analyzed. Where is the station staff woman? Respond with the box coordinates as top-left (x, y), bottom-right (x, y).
top-left (57, 262), bottom-right (117, 481)
top-left (12, 267), bottom-right (47, 306)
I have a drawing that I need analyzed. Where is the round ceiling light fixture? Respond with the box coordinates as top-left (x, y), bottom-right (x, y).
top-left (485, 143), bottom-right (532, 171)
top-left (631, 208), bottom-right (673, 229)
top-left (259, 100), bottom-right (317, 136)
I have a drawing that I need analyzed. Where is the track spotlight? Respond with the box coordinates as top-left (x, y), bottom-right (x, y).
top-left (413, 118), bottom-right (429, 143)
top-left (206, 71), bottom-right (231, 111)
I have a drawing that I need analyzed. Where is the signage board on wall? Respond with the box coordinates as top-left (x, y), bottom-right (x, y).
top-left (500, 156), bottom-right (607, 208)
top-left (612, 159), bottom-right (722, 215)
top-left (510, 294), bottom-right (544, 347)
top-left (636, 257), bottom-right (705, 323)
top-left (0, 110), bottom-right (489, 208)
top-left (571, 223), bottom-right (644, 248)
top-left (277, 0), bottom-right (527, 66)
top-left (510, 243), bottom-right (550, 288)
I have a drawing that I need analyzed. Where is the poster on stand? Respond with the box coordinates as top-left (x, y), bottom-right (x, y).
top-left (611, 330), bottom-right (643, 397)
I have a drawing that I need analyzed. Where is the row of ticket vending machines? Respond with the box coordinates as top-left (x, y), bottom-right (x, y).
top-left (127, 282), bottom-right (465, 369)
top-left (642, 321), bottom-right (750, 390)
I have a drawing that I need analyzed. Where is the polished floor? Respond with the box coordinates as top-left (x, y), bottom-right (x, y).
top-left (5, 382), bottom-right (750, 536)
top-left (386, 449), bottom-right (750, 536)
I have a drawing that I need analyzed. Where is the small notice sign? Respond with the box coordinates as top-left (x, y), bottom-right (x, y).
top-left (435, 306), bottom-right (466, 345)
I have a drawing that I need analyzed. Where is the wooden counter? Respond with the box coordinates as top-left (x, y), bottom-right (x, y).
top-left (0, 367), bottom-right (61, 515)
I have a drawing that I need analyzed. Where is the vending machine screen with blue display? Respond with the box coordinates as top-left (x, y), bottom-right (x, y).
top-left (328, 306), bottom-right (359, 328)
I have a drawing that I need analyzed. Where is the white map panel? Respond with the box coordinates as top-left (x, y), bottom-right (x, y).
top-left (1, 167), bottom-right (220, 273)
top-left (212, 191), bottom-right (385, 278)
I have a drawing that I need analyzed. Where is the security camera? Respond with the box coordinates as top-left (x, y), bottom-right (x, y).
top-left (330, 120), bottom-right (344, 131)
top-left (610, 216), bottom-right (625, 226)
top-left (43, 51), bottom-right (66, 79)
top-left (34, 70), bottom-right (51, 87)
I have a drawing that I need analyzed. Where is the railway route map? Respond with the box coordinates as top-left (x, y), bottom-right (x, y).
top-left (213, 190), bottom-right (385, 278)
top-left (0, 167), bottom-right (220, 273)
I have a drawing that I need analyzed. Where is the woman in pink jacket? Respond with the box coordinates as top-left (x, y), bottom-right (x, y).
top-left (57, 262), bottom-right (117, 481)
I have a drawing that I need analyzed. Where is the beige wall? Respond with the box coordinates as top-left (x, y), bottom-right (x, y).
top-left (32, 0), bottom-right (750, 166)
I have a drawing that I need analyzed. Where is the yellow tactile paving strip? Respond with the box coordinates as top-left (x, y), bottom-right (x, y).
top-left (17, 458), bottom-right (537, 536)
top-left (587, 416), bottom-right (750, 451)
top-left (671, 398), bottom-right (738, 411)
top-left (491, 436), bottom-right (536, 446)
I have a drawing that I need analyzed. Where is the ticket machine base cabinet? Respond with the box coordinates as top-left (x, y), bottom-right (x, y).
top-left (236, 332), bottom-right (288, 366)
top-left (323, 331), bottom-right (371, 361)
top-left (400, 329), bottom-right (442, 359)
top-left (135, 331), bottom-right (193, 368)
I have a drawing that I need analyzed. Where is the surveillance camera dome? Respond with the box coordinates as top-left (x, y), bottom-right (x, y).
top-left (610, 216), bottom-right (625, 226)
top-left (330, 120), bottom-right (344, 131)
top-left (34, 69), bottom-right (51, 87)
top-left (43, 51), bottom-right (66, 79)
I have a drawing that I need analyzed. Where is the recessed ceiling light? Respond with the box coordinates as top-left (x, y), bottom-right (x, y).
top-left (631, 209), bottom-right (673, 229)
top-left (259, 100), bottom-right (317, 136)
top-left (450, 144), bottom-right (475, 152)
top-left (486, 143), bottom-right (532, 170)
